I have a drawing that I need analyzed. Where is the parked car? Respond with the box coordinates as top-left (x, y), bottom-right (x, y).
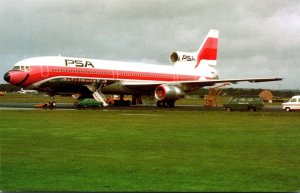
top-left (74, 98), bottom-right (103, 108)
top-left (223, 95), bottom-right (264, 112)
top-left (282, 95), bottom-right (300, 112)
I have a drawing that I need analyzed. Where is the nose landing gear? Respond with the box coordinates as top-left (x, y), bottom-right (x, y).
top-left (48, 96), bottom-right (56, 108)
top-left (35, 96), bottom-right (56, 109)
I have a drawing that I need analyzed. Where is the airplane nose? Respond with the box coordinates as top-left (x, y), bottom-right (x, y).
top-left (4, 72), bottom-right (10, 82)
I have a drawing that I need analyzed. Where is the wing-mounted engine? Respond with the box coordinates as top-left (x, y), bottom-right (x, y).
top-left (155, 84), bottom-right (185, 101)
top-left (154, 84), bottom-right (185, 107)
top-left (169, 51), bottom-right (197, 65)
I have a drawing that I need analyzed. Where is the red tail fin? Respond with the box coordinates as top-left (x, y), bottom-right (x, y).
top-left (195, 29), bottom-right (219, 68)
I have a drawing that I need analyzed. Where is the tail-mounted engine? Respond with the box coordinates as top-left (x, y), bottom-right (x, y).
top-left (154, 85), bottom-right (185, 101)
top-left (169, 51), bottom-right (196, 64)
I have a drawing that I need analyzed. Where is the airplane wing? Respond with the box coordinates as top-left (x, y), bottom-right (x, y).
top-left (122, 77), bottom-right (283, 91)
top-left (179, 77), bottom-right (283, 85)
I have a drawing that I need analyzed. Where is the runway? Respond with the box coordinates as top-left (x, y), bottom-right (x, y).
top-left (0, 102), bottom-right (283, 111)
top-left (0, 103), bottom-right (75, 110)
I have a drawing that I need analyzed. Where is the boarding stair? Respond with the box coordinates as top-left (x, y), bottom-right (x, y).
top-left (204, 83), bottom-right (230, 107)
top-left (93, 88), bottom-right (109, 107)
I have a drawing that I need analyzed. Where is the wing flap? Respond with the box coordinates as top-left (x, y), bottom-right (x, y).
top-left (122, 77), bottom-right (283, 88)
top-left (179, 77), bottom-right (283, 86)
top-left (121, 77), bottom-right (283, 93)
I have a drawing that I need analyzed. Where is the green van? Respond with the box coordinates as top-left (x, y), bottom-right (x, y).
top-left (223, 96), bottom-right (264, 112)
top-left (74, 98), bottom-right (103, 108)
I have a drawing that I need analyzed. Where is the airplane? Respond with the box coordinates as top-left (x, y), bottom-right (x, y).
top-left (17, 88), bottom-right (39, 94)
top-left (3, 29), bottom-right (282, 107)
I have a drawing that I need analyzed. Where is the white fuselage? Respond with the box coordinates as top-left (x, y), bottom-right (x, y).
top-left (13, 56), bottom-right (218, 89)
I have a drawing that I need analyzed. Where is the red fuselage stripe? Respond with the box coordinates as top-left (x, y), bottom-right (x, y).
top-left (21, 65), bottom-right (211, 86)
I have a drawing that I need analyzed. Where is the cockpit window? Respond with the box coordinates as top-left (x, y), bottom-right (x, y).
top-left (13, 65), bottom-right (30, 71)
top-left (13, 66), bottom-right (20, 70)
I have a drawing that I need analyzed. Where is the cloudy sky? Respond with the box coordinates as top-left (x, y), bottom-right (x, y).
top-left (1, 0), bottom-right (299, 89)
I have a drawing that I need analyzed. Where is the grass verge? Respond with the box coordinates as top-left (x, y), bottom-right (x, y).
top-left (0, 109), bottom-right (299, 191)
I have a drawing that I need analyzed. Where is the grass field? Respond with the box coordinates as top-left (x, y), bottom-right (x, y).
top-left (0, 93), bottom-right (75, 103)
top-left (0, 109), bottom-right (299, 192)
top-left (0, 92), bottom-right (286, 107)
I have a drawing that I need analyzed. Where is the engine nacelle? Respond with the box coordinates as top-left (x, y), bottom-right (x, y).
top-left (155, 85), bottom-right (185, 101)
top-left (169, 51), bottom-right (196, 64)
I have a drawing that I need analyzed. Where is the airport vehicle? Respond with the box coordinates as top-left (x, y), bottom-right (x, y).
top-left (74, 98), bottom-right (103, 108)
top-left (17, 88), bottom-right (39, 94)
top-left (3, 29), bottom-right (282, 108)
top-left (282, 95), bottom-right (300, 112)
top-left (223, 96), bottom-right (264, 112)
top-left (34, 103), bottom-right (48, 108)
top-left (106, 95), bottom-right (131, 107)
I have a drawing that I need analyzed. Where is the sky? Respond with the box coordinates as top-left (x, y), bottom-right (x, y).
top-left (0, 0), bottom-right (299, 90)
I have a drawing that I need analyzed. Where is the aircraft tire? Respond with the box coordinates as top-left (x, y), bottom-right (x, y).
top-left (167, 100), bottom-right (175, 108)
top-left (48, 101), bottom-right (56, 108)
top-left (157, 100), bottom-right (163, 107)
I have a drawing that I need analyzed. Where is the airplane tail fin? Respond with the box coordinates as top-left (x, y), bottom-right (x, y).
top-left (169, 29), bottom-right (219, 68)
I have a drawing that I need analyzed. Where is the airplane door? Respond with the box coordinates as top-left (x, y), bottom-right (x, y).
top-left (41, 65), bottom-right (49, 77)
top-left (114, 68), bottom-right (118, 79)
top-left (174, 74), bottom-right (178, 81)
top-left (173, 70), bottom-right (178, 81)
top-left (113, 66), bottom-right (118, 79)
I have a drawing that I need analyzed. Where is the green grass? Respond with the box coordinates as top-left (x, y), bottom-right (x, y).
top-left (0, 109), bottom-right (299, 192)
top-left (0, 93), bottom-right (75, 103)
top-left (0, 93), bottom-right (286, 107)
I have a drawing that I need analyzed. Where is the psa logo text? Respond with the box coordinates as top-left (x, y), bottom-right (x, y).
top-left (181, 55), bottom-right (196, 62)
top-left (65, 59), bottom-right (95, 68)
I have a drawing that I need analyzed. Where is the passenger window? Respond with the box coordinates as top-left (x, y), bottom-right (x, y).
top-left (239, 98), bottom-right (246, 102)
top-left (291, 98), bottom-right (296, 103)
top-left (21, 66), bottom-right (26, 71)
top-left (25, 66), bottom-right (30, 71)
top-left (232, 98), bottom-right (238, 102)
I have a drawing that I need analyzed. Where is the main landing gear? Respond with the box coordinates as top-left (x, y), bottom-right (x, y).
top-left (156, 100), bottom-right (175, 108)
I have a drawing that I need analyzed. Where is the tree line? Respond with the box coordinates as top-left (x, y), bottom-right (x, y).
top-left (196, 88), bottom-right (298, 98)
top-left (0, 84), bottom-right (298, 98)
